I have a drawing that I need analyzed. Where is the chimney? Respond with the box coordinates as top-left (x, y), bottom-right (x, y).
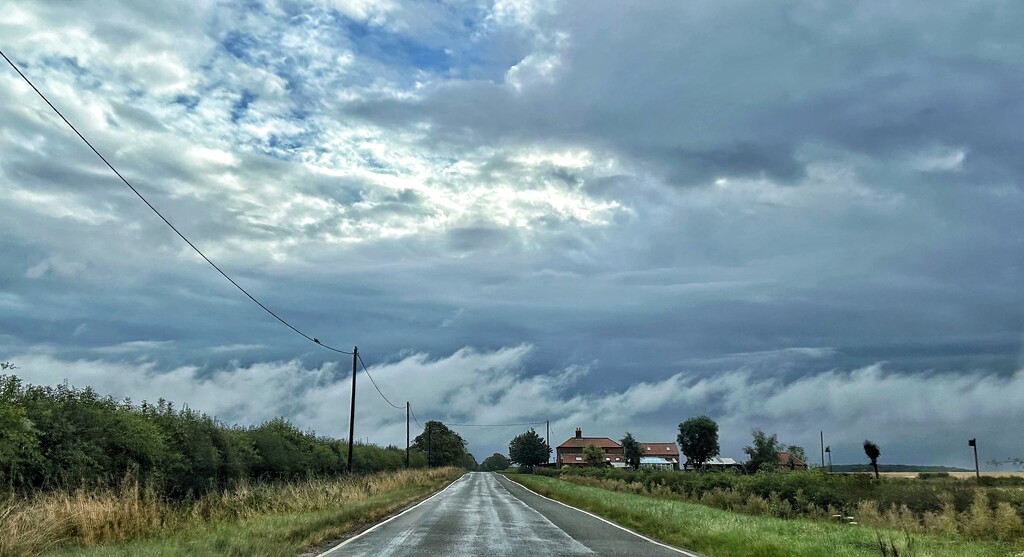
top-left (575, 427), bottom-right (582, 438)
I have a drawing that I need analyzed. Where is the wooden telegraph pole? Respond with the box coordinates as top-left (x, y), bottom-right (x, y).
top-left (347, 347), bottom-right (357, 473)
top-left (820, 431), bottom-right (825, 468)
top-left (406, 401), bottom-right (410, 469)
top-left (546, 420), bottom-right (550, 464)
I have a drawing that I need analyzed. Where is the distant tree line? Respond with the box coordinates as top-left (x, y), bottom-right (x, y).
top-left (480, 453), bottom-right (511, 471)
top-left (0, 372), bottom-right (446, 497)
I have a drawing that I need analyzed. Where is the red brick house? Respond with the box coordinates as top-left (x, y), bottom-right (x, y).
top-left (556, 428), bottom-right (624, 467)
top-left (639, 441), bottom-right (680, 470)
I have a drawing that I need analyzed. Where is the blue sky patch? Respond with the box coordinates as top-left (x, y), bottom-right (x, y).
top-left (339, 17), bottom-right (451, 73)
top-left (231, 90), bottom-right (257, 123)
top-left (173, 94), bottom-right (200, 110)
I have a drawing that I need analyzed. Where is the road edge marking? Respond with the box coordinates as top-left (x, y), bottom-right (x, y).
top-left (498, 474), bottom-right (704, 557)
top-left (312, 472), bottom-right (469, 557)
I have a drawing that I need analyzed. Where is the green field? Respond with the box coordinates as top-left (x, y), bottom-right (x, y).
top-left (508, 474), bottom-right (1018, 557)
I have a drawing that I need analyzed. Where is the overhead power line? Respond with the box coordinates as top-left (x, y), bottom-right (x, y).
top-left (446, 421), bottom-right (548, 427)
top-left (0, 48), bottom-right (352, 356)
top-left (2, 48), bottom-right (556, 455)
top-left (358, 352), bottom-right (403, 410)
top-left (406, 402), bottom-right (545, 430)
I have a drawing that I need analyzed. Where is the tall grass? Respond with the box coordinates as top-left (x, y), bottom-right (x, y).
top-left (510, 474), bottom-right (1013, 557)
top-left (544, 469), bottom-right (1024, 547)
top-left (0, 467), bottom-right (459, 557)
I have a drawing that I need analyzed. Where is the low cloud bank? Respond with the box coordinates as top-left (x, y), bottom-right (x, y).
top-left (10, 346), bottom-right (1023, 469)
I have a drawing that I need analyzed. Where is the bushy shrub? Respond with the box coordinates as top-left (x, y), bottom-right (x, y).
top-left (532, 467), bottom-right (561, 477)
top-left (0, 373), bottom-right (418, 498)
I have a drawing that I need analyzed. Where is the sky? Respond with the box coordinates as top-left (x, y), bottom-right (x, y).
top-left (1, 0), bottom-right (1023, 469)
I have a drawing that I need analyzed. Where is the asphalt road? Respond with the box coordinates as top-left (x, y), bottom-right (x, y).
top-left (320, 472), bottom-right (695, 557)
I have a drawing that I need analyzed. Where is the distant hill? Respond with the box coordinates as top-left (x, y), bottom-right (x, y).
top-left (829, 464), bottom-right (971, 473)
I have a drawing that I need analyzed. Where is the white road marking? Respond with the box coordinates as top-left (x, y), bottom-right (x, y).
top-left (312, 473), bottom-right (468, 557)
top-left (499, 475), bottom-right (704, 557)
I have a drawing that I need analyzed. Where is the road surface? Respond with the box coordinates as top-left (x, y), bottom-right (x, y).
top-left (320, 472), bottom-right (695, 557)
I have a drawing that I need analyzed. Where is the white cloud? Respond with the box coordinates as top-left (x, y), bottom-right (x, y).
top-left (909, 147), bottom-right (968, 172)
top-left (93, 341), bottom-right (176, 354)
top-left (25, 256), bottom-right (87, 280)
top-left (321, 0), bottom-right (396, 25)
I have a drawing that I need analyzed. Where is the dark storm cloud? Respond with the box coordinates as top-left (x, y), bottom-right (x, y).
top-left (665, 143), bottom-right (806, 184)
top-left (3, 0), bottom-right (1024, 465)
top-left (346, 1), bottom-right (1024, 190)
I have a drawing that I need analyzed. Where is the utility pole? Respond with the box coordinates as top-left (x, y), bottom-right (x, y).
top-left (427, 422), bottom-right (432, 468)
top-left (969, 438), bottom-right (980, 484)
top-left (820, 431), bottom-right (825, 468)
top-left (347, 346), bottom-right (357, 473)
top-left (546, 420), bottom-right (550, 464)
top-left (406, 401), bottom-right (410, 469)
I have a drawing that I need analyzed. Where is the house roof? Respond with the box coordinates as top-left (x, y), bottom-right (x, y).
top-left (778, 452), bottom-right (806, 466)
top-left (559, 453), bottom-right (623, 462)
top-left (640, 442), bottom-right (679, 456)
top-left (558, 437), bottom-right (621, 449)
top-left (706, 457), bottom-right (740, 466)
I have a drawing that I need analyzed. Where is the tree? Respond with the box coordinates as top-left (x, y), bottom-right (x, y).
top-left (678, 416), bottom-right (720, 470)
top-left (0, 374), bottom-right (42, 487)
top-left (863, 440), bottom-right (881, 479)
top-left (460, 452), bottom-right (479, 471)
top-left (744, 428), bottom-right (782, 473)
top-left (480, 453), bottom-right (511, 471)
top-left (621, 432), bottom-right (643, 470)
top-left (508, 428), bottom-right (550, 471)
top-left (786, 445), bottom-right (807, 470)
top-left (411, 421), bottom-right (468, 467)
top-left (582, 443), bottom-right (606, 466)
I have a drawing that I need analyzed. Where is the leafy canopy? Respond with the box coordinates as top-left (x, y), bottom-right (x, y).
top-left (621, 432), bottom-right (643, 470)
top-left (508, 428), bottom-right (550, 470)
top-left (0, 371), bottom-right (419, 496)
top-left (863, 440), bottom-right (881, 478)
top-left (678, 416), bottom-right (720, 469)
top-left (412, 421), bottom-right (468, 467)
top-left (582, 443), bottom-right (605, 466)
top-left (744, 428), bottom-right (782, 473)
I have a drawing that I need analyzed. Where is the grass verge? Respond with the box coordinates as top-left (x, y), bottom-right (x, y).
top-left (507, 474), bottom-right (1017, 557)
top-left (3, 468), bottom-right (462, 557)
